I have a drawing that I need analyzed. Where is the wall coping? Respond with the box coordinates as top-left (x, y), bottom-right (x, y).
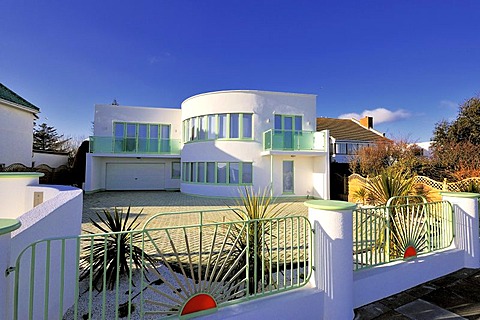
top-left (0, 219), bottom-right (21, 235)
top-left (0, 172), bottom-right (44, 178)
top-left (440, 191), bottom-right (480, 198)
top-left (304, 199), bottom-right (357, 211)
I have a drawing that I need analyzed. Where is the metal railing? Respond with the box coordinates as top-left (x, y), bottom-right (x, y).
top-left (89, 136), bottom-right (182, 154)
top-left (10, 209), bottom-right (313, 319)
top-left (263, 129), bottom-right (327, 152)
top-left (353, 197), bottom-right (454, 271)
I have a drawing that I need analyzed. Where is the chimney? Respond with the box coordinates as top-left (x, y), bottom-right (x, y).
top-left (360, 116), bottom-right (373, 129)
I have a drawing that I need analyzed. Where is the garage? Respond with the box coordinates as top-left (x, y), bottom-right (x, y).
top-left (106, 163), bottom-right (165, 190)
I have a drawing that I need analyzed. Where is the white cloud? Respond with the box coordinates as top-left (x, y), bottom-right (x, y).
top-left (338, 108), bottom-right (411, 124)
top-left (439, 100), bottom-right (458, 109)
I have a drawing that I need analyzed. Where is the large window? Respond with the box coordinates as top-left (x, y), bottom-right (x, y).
top-left (182, 161), bottom-right (253, 185)
top-left (114, 122), bottom-right (171, 153)
top-left (183, 113), bottom-right (254, 142)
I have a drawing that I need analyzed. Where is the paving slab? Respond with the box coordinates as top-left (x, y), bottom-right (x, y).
top-left (396, 299), bottom-right (467, 320)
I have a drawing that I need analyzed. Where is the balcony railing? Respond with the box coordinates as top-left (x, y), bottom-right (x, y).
top-left (263, 129), bottom-right (327, 152)
top-left (89, 136), bottom-right (181, 155)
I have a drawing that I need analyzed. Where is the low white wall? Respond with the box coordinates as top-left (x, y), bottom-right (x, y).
top-left (7, 185), bottom-right (83, 320)
top-left (198, 286), bottom-right (323, 320)
top-left (32, 151), bottom-right (69, 167)
top-left (353, 248), bottom-right (464, 307)
top-left (0, 173), bottom-right (43, 218)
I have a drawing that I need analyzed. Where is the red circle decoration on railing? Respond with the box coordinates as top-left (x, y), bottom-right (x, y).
top-left (403, 246), bottom-right (417, 259)
top-left (181, 293), bottom-right (217, 316)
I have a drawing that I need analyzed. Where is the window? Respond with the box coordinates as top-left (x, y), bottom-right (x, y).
top-left (206, 162), bottom-right (216, 183)
top-left (242, 162), bottom-right (253, 184)
top-left (229, 162), bottom-right (239, 184)
top-left (217, 162), bottom-right (227, 183)
top-left (208, 115), bottom-right (216, 139)
top-left (197, 162), bottom-right (205, 183)
top-left (183, 113), bottom-right (253, 142)
top-left (243, 114), bottom-right (252, 138)
top-left (199, 116), bottom-right (206, 140)
top-left (218, 114), bottom-right (227, 138)
top-left (172, 162), bottom-right (181, 179)
top-left (295, 116), bottom-right (302, 131)
top-left (230, 114), bottom-right (239, 138)
top-left (113, 122), bottom-right (171, 153)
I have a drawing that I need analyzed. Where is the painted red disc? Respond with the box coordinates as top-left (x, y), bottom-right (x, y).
top-left (181, 293), bottom-right (217, 316)
top-left (403, 245), bottom-right (417, 259)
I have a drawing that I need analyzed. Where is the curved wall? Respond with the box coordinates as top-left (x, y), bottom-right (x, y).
top-left (180, 90), bottom-right (318, 197)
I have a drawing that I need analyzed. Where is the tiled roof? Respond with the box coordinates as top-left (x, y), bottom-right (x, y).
top-left (316, 117), bottom-right (386, 142)
top-left (0, 83), bottom-right (39, 112)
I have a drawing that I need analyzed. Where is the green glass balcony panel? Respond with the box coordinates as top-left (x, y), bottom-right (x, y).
top-left (89, 136), bottom-right (181, 154)
top-left (263, 129), bottom-right (327, 151)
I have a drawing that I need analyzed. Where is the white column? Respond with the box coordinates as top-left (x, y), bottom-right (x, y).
top-left (305, 199), bottom-right (357, 320)
top-left (0, 219), bottom-right (21, 320)
top-left (441, 192), bottom-right (480, 268)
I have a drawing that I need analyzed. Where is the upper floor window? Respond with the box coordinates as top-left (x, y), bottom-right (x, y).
top-left (183, 113), bottom-right (253, 143)
top-left (274, 114), bottom-right (303, 132)
top-left (114, 122), bottom-right (171, 153)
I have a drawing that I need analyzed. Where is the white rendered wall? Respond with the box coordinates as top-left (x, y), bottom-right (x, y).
top-left (0, 102), bottom-right (36, 166)
top-left (32, 151), bottom-right (69, 167)
top-left (7, 185), bottom-right (83, 319)
top-left (85, 154), bottom-right (181, 192)
top-left (353, 249), bottom-right (464, 308)
top-left (0, 174), bottom-right (42, 218)
top-left (93, 104), bottom-right (182, 139)
top-left (181, 90), bottom-right (325, 198)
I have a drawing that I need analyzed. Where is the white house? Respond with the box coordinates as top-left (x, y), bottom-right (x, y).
top-left (85, 90), bottom-right (330, 199)
top-left (316, 116), bottom-right (386, 163)
top-left (0, 83), bottom-right (40, 167)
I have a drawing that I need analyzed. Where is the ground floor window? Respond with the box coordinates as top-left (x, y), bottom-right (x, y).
top-left (182, 161), bottom-right (253, 185)
top-left (171, 162), bottom-right (181, 179)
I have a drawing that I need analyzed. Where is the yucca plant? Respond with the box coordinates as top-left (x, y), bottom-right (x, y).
top-left (79, 207), bottom-right (157, 291)
top-left (223, 186), bottom-right (287, 295)
top-left (352, 187), bottom-right (370, 205)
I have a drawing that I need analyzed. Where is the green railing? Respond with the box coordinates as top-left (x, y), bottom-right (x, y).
top-left (89, 136), bottom-right (182, 154)
top-left (353, 197), bottom-right (454, 271)
top-left (11, 209), bottom-right (313, 319)
top-left (263, 129), bottom-right (327, 152)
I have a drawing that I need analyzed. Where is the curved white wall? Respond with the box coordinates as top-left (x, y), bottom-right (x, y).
top-left (180, 90), bottom-right (321, 197)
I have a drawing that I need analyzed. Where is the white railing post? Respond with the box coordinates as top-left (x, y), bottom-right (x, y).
top-left (305, 199), bottom-right (356, 320)
top-left (441, 192), bottom-right (480, 268)
top-left (0, 219), bottom-right (21, 320)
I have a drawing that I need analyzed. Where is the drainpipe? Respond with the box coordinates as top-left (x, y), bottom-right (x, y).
top-left (270, 154), bottom-right (273, 197)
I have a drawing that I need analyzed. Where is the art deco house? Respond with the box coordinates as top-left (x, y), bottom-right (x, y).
top-left (85, 90), bottom-right (330, 198)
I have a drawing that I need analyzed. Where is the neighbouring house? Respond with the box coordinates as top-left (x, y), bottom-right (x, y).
top-left (316, 116), bottom-right (386, 164)
top-left (85, 90), bottom-right (330, 199)
top-left (0, 83), bottom-right (40, 167)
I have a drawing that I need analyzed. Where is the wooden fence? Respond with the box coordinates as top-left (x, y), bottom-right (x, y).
top-left (348, 174), bottom-right (480, 202)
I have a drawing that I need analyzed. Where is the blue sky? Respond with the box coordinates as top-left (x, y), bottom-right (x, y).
top-left (1, 1), bottom-right (479, 142)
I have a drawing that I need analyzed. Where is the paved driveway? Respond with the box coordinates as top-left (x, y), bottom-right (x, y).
top-left (82, 191), bottom-right (309, 232)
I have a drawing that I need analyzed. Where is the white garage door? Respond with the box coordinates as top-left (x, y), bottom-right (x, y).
top-left (106, 163), bottom-right (165, 190)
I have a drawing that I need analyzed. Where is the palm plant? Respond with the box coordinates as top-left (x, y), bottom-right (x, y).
top-left (79, 207), bottom-right (157, 291)
top-left (364, 168), bottom-right (415, 206)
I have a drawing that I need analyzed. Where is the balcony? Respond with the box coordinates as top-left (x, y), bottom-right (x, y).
top-left (89, 136), bottom-right (181, 155)
top-left (263, 129), bottom-right (328, 152)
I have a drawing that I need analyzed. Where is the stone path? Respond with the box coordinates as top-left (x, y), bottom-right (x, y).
top-left (354, 268), bottom-right (480, 319)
